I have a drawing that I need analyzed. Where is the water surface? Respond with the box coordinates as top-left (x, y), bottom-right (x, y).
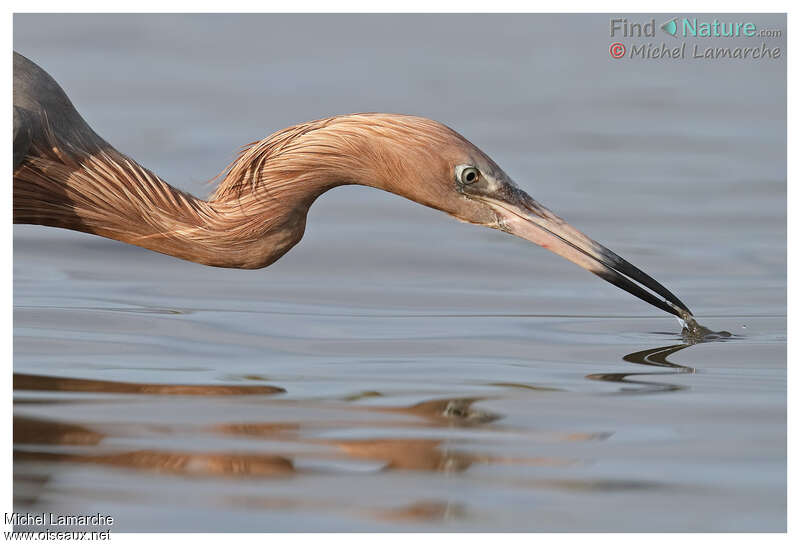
top-left (13, 14), bottom-right (786, 532)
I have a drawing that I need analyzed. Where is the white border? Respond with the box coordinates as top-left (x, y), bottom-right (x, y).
top-left (4, 3), bottom-right (793, 543)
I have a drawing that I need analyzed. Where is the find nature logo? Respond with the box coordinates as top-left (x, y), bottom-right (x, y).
top-left (608, 16), bottom-right (778, 59)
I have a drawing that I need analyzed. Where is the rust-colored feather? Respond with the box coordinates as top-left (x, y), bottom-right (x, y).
top-left (14, 112), bottom-right (467, 269)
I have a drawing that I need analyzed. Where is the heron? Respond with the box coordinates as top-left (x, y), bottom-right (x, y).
top-left (13, 51), bottom-right (692, 320)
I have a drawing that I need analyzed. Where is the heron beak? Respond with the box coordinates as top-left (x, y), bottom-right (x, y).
top-left (484, 188), bottom-right (692, 318)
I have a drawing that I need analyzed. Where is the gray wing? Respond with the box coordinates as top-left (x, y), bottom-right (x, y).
top-left (13, 51), bottom-right (107, 168)
top-left (13, 105), bottom-right (32, 170)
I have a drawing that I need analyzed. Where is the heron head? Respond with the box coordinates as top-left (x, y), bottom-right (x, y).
top-left (354, 114), bottom-right (692, 319)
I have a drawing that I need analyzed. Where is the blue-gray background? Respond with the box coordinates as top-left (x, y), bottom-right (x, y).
top-left (13, 14), bottom-right (785, 531)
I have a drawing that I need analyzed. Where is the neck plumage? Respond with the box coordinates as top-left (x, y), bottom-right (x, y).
top-left (13, 134), bottom-right (335, 269)
top-left (14, 113), bottom-right (459, 269)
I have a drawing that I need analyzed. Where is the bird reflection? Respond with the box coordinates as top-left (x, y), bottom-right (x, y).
top-left (14, 373), bottom-right (285, 395)
top-left (13, 393), bottom-right (582, 489)
top-left (586, 343), bottom-right (696, 393)
top-left (15, 449), bottom-right (296, 478)
top-left (588, 324), bottom-right (734, 393)
top-left (328, 437), bottom-right (569, 473)
top-left (369, 501), bottom-right (470, 522)
top-left (14, 416), bottom-right (104, 446)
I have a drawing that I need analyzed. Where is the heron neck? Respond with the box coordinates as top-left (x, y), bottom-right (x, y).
top-left (13, 146), bottom-right (311, 269)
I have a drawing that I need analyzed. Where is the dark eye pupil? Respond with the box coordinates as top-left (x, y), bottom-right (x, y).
top-left (465, 171), bottom-right (476, 182)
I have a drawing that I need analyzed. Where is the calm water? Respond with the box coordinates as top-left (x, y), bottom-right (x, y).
top-left (13, 14), bottom-right (786, 532)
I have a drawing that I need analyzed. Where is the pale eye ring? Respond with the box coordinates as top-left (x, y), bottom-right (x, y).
top-left (457, 165), bottom-right (480, 185)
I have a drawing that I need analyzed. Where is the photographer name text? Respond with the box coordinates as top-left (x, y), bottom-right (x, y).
top-left (5, 512), bottom-right (114, 527)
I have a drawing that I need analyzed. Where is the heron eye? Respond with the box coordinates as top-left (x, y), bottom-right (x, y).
top-left (459, 166), bottom-right (480, 185)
